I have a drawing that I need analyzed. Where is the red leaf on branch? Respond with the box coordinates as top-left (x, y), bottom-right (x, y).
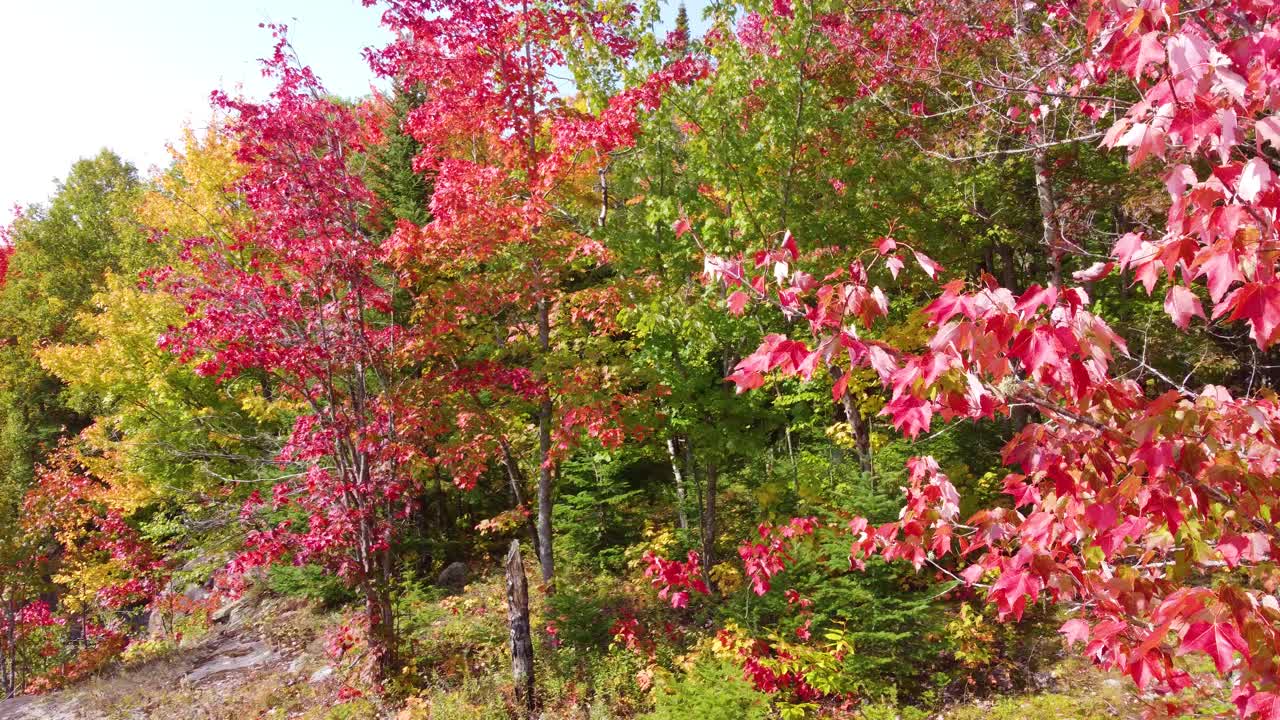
top-left (1245, 692), bottom-right (1280, 720)
top-left (1163, 285), bottom-right (1205, 330)
top-left (1179, 622), bottom-right (1249, 674)
top-left (1072, 262), bottom-right (1114, 282)
top-left (1225, 283), bottom-right (1280, 349)
top-left (1257, 116), bottom-right (1280, 152)
top-left (885, 255), bottom-right (904, 279)
top-left (913, 250), bottom-right (941, 280)
top-left (1060, 619), bottom-right (1090, 646)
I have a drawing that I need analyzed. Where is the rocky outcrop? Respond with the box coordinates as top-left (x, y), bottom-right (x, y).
top-left (0, 595), bottom-right (330, 720)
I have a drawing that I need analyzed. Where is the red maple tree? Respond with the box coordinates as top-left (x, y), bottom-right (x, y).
top-left (159, 27), bottom-right (428, 673)
top-left (365, 0), bottom-right (705, 586)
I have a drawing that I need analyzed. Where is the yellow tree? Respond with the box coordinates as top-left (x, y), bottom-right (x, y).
top-left (39, 123), bottom-right (288, 541)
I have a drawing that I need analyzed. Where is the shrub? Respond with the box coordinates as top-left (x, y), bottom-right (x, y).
top-left (267, 564), bottom-right (357, 607)
top-left (120, 637), bottom-right (177, 665)
top-left (394, 574), bottom-right (507, 687)
top-left (643, 658), bottom-right (769, 720)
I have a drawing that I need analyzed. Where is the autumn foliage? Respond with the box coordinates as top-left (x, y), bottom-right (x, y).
top-left (5, 0), bottom-right (1280, 716)
top-left (644, 1), bottom-right (1280, 715)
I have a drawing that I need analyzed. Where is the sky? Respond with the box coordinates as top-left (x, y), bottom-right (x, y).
top-left (0, 1), bottom-right (710, 226)
top-left (0, 1), bottom-right (391, 223)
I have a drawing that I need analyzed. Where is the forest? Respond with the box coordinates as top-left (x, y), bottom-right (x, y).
top-left (1, 0), bottom-right (1279, 718)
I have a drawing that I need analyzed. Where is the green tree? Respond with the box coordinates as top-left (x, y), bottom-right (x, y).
top-left (0, 150), bottom-right (147, 519)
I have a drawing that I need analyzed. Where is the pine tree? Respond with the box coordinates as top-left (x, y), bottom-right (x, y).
top-left (672, 3), bottom-right (690, 53)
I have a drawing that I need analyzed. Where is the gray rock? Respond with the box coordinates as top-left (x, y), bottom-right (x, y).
top-left (287, 654), bottom-right (309, 675)
top-left (435, 561), bottom-right (469, 591)
top-left (147, 608), bottom-right (168, 639)
top-left (309, 666), bottom-right (335, 684)
top-left (184, 640), bottom-right (277, 685)
top-left (0, 693), bottom-right (87, 720)
top-left (183, 582), bottom-right (211, 603)
top-left (210, 596), bottom-right (244, 624)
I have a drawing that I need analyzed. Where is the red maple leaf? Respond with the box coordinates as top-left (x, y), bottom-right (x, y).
top-left (1163, 285), bottom-right (1205, 330)
top-left (1178, 622), bottom-right (1249, 674)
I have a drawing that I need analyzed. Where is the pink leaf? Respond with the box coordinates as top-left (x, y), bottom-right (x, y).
top-left (1133, 31), bottom-right (1165, 78)
top-left (1198, 249), bottom-right (1242, 304)
top-left (1164, 164), bottom-right (1198, 198)
top-left (1226, 283), bottom-right (1280, 349)
top-left (1257, 116), bottom-right (1280, 152)
top-left (1112, 232), bottom-right (1145, 270)
top-left (1245, 693), bottom-right (1280, 720)
top-left (831, 372), bottom-right (849, 402)
top-left (913, 250), bottom-right (941, 280)
top-left (1238, 157), bottom-right (1274, 203)
top-left (1072, 261), bottom-right (1114, 282)
top-left (781, 230), bottom-right (798, 259)
top-left (885, 395), bottom-right (931, 438)
top-left (1219, 109), bottom-right (1239, 165)
top-left (1060, 618), bottom-right (1090, 646)
top-left (866, 345), bottom-right (897, 380)
top-left (1164, 285), bottom-right (1205, 330)
top-left (1084, 502), bottom-right (1118, 531)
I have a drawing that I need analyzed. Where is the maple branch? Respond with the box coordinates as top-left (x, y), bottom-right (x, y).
top-left (1116, 344), bottom-right (1196, 398)
top-left (918, 132), bottom-right (1104, 163)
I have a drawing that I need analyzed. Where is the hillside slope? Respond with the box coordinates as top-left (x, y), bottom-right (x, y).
top-left (0, 596), bottom-right (351, 720)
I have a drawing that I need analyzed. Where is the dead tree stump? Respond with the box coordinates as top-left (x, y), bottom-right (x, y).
top-left (505, 539), bottom-right (535, 717)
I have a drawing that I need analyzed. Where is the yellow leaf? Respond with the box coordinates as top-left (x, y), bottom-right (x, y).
top-left (1125, 8), bottom-right (1145, 36)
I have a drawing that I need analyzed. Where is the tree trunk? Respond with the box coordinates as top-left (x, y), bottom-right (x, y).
top-left (434, 468), bottom-right (448, 535)
top-left (1016, 149), bottom-right (1059, 432)
top-left (996, 242), bottom-right (1018, 291)
top-left (365, 581), bottom-right (396, 679)
top-left (700, 462), bottom-right (718, 594)
top-left (1032, 148), bottom-right (1062, 288)
top-left (1013, 0), bottom-right (1062, 289)
top-left (783, 423), bottom-right (799, 494)
top-left (685, 439), bottom-right (703, 533)
top-left (829, 366), bottom-right (873, 481)
top-left (666, 436), bottom-right (689, 531)
top-left (505, 540), bottom-right (536, 718)
top-left (535, 297), bottom-right (555, 589)
top-left (498, 436), bottom-right (543, 562)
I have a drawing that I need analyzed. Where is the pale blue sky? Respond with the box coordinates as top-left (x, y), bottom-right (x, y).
top-left (0, 1), bottom-right (707, 224)
top-left (0, 1), bottom-right (389, 222)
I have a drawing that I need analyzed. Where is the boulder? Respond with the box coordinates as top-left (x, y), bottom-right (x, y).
top-left (147, 609), bottom-right (167, 639)
top-left (183, 582), bottom-right (211, 603)
top-left (435, 561), bottom-right (469, 592)
top-left (183, 640), bottom-right (277, 686)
